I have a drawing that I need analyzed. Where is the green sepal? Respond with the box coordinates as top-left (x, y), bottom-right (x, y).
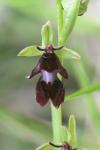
top-left (56, 47), bottom-right (81, 60)
top-left (35, 143), bottom-right (52, 150)
top-left (48, 22), bottom-right (54, 46)
top-left (41, 21), bottom-right (50, 47)
top-left (68, 115), bottom-right (77, 147)
top-left (17, 45), bottom-right (42, 57)
top-left (41, 21), bottom-right (54, 47)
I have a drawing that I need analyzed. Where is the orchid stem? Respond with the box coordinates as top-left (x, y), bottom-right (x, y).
top-left (50, 0), bottom-right (63, 146)
top-left (51, 104), bottom-right (62, 144)
top-left (51, 0), bottom-right (80, 146)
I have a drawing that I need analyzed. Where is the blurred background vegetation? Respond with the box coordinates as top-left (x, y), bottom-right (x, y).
top-left (0, 0), bottom-right (100, 150)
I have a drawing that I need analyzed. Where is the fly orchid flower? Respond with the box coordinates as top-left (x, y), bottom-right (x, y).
top-left (27, 44), bottom-right (68, 108)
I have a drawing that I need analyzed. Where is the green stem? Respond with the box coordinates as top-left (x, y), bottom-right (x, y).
top-left (51, 0), bottom-right (80, 146)
top-left (50, 0), bottom-right (63, 145)
top-left (51, 104), bottom-right (62, 143)
top-left (56, 4), bottom-right (80, 139)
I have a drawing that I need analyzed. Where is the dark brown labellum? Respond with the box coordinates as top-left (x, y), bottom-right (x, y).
top-left (27, 44), bottom-right (68, 108)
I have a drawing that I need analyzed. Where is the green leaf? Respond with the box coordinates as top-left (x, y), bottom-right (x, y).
top-left (0, 108), bottom-right (51, 145)
top-left (60, 126), bottom-right (71, 142)
top-left (78, 0), bottom-right (89, 16)
top-left (62, 0), bottom-right (75, 11)
top-left (35, 143), bottom-right (52, 150)
top-left (79, 148), bottom-right (88, 150)
top-left (60, 0), bottom-right (80, 44)
top-left (62, 0), bottom-right (90, 16)
top-left (17, 45), bottom-right (42, 57)
top-left (65, 83), bottom-right (100, 101)
top-left (68, 115), bottom-right (77, 147)
top-left (56, 47), bottom-right (81, 60)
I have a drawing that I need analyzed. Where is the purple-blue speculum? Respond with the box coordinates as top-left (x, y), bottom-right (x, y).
top-left (27, 44), bottom-right (68, 108)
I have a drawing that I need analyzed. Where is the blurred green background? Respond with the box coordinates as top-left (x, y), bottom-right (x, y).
top-left (0, 0), bottom-right (100, 150)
